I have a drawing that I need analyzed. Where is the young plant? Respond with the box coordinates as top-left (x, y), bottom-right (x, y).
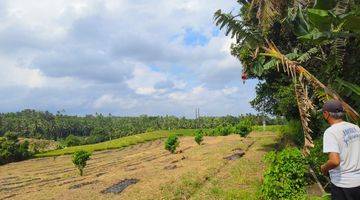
top-left (72, 150), bottom-right (91, 176)
top-left (165, 135), bottom-right (179, 153)
top-left (234, 119), bottom-right (253, 137)
top-left (194, 130), bottom-right (203, 145)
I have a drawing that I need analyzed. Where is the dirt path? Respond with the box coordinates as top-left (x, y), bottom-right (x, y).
top-left (190, 131), bottom-right (279, 200)
top-left (0, 131), bottom-right (278, 200)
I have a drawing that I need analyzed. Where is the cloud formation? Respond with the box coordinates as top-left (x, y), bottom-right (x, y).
top-left (0, 0), bottom-right (258, 117)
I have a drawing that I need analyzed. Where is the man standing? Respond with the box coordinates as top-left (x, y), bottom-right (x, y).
top-left (320, 100), bottom-right (360, 200)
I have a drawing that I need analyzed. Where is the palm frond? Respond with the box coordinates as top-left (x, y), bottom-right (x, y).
top-left (256, 0), bottom-right (285, 31)
top-left (294, 78), bottom-right (314, 155)
top-left (331, 38), bottom-right (347, 67)
top-left (335, 79), bottom-right (360, 96)
top-left (297, 47), bottom-right (319, 63)
top-left (334, 0), bottom-right (350, 15)
top-left (263, 40), bottom-right (359, 121)
top-left (214, 10), bottom-right (247, 40)
top-left (262, 40), bottom-right (359, 154)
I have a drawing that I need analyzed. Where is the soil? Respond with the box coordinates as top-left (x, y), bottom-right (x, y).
top-left (0, 133), bottom-right (275, 200)
top-left (69, 180), bottom-right (99, 189)
top-left (101, 179), bottom-right (139, 194)
top-left (224, 149), bottom-right (245, 160)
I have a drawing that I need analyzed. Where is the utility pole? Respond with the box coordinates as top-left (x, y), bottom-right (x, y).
top-left (262, 112), bottom-right (266, 131)
top-left (195, 108), bottom-right (200, 129)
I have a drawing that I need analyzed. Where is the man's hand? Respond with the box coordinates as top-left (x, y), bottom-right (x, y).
top-left (320, 164), bottom-right (329, 176)
top-left (321, 152), bottom-right (340, 176)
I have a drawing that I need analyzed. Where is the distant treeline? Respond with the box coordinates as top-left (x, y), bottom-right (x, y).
top-left (0, 109), bottom-right (284, 140)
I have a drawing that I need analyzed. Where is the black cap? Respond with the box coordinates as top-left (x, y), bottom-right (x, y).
top-left (323, 100), bottom-right (344, 113)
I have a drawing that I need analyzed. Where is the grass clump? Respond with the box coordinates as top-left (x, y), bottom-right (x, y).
top-left (72, 150), bottom-right (91, 176)
top-left (165, 134), bottom-right (179, 153)
top-left (194, 130), bottom-right (204, 145)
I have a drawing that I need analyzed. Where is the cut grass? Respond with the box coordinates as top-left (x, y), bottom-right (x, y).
top-left (35, 129), bottom-right (195, 157)
top-left (252, 125), bottom-right (285, 132)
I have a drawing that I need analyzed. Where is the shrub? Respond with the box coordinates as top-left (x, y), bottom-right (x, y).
top-left (85, 134), bottom-right (108, 144)
top-left (72, 150), bottom-right (91, 176)
top-left (308, 138), bottom-right (329, 185)
top-left (281, 120), bottom-right (304, 146)
top-left (211, 125), bottom-right (232, 136)
top-left (194, 130), bottom-right (204, 145)
top-left (0, 132), bottom-right (32, 165)
top-left (261, 148), bottom-right (308, 200)
top-left (64, 134), bottom-right (82, 147)
top-left (233, 119), bottom-right (252, 137)
top-left (165, 135), bottom-right (179, 153)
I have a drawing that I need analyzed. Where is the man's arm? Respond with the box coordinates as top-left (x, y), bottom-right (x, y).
top-left (321, 152), bottom-right (340, 176)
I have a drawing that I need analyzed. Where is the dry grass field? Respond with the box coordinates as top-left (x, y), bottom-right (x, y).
top-left (0, 131), bottom-right (278, 200)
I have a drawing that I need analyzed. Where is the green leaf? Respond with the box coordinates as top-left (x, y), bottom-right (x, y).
top-left (298, 30), bottom-right (331, 42)
top-left (307, 9), bottom-right (332, 31)
top-left (343, 16), bottom-right (360, 32)
top-left (291, 5), bottom-right (311, 36)
top-left (336, 79), bottom-right (360, 96)
top-left (313, 0), bottom-right (337, 10)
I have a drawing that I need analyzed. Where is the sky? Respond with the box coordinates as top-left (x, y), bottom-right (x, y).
top-left (0, 0), bottom-right (259, 117)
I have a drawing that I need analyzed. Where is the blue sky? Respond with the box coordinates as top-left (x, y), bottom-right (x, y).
top-left (0, 0), bottom-right (258, 117)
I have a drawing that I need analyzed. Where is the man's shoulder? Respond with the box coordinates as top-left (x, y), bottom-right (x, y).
top-left (324, 122), bottom-right (359, 135)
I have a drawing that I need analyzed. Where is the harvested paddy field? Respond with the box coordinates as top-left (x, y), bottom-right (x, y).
top-left (0, 131), bottom-right (278, 200)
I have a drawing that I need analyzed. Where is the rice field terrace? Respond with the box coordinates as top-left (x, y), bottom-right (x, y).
top-left (0, 131), bottom-right (279, 200)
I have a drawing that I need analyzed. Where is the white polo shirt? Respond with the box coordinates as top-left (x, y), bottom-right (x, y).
top-left (323, 121), bottom-right (360, 188)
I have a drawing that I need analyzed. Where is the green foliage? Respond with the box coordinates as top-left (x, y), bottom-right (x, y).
top-left (165, 135), bottom-right (179, 154)
top-left (233, 119), bottom-right (253, 137)
top-left (252, 125), bottom-right (285, 132)
top-left (0, 110), bottom-right (277, 141)
top-left (211, 125), bottom-right (232, 136)
top-left (261, 148), bottom-right (308, 200)
top-left (72, 150), bottom-right (91, 176)
top-left (216, 0), bottom-right (360, 121)
top-left (308, 139), bottom-right (329, 185)
top-left (63, 134), bottom-right (82, 147)
top-left (0, 132), bottom-right (32, 165)
top-left (194, 130), bottom-right (204, 145)
top-left (281, 120), bottom-right (304, 146)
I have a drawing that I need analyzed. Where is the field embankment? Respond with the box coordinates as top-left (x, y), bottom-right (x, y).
top-left (35, 129), bottom-right (195, 157)
top-left (0, 131), bottom-right (279, 200)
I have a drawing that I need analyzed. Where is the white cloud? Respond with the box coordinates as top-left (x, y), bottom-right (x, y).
top-left (126, 65), bottom-right (167, 95)
top-left (93, 94), bottom-right (138, 110)
top-left (222, 86), bottom-right (239, 95)
top-left (0, 0), bottom-right (258, 116)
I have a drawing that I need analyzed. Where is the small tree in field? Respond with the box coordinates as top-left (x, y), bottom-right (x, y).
top-left (194, 130), bottom-right (203, 145)
top-left (165, 135), bottom-right (179, 153)
top-left (72, 150), bottom-right (91, 176)
top-left (234, 119), bottom-right (252, 137)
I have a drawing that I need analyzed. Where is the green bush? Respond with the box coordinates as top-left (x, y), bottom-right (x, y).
top-left (0, 132), bottom-right (32, 165)
top-left (281, 120), bottom-right (304, 146)
top-left (85, 134), bottom-right (108, 144)
top-left (165, 135), bottom-right (179, 153)
top-left (194, 130), bottom-right (204, 145)
top-left (64, 134), bottom-right (82, 147)
top-left (233, 119), bottom-right (252, 137)
top-left (210, 125), bottom-right (232, 136)
top-left (72, 150), bottom-right (91, 176)
top-left (261, 148), bottom-right (308, 200)
top-left (308, 138), bottom-right (329, 185)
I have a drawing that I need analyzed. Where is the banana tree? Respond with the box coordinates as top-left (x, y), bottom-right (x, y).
top-left (261, 41), bottom-right (359, 154)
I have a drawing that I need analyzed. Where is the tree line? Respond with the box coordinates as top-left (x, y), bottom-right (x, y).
top-left (0, 109), bottom-right (283, 141)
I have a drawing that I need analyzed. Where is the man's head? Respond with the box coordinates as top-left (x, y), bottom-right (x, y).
top-left (322, 100), bottom-right (344, 124)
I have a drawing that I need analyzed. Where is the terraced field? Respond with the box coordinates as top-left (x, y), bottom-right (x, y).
top-left (0, 131), bottom-right (279, 200)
